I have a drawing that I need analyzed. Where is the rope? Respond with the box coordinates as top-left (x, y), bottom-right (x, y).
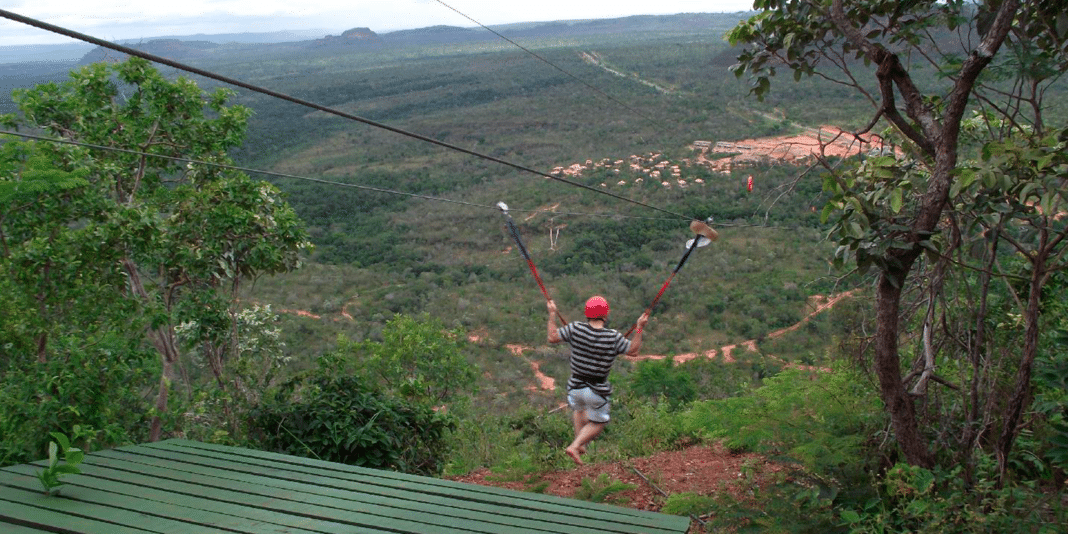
top-left (0, 8), bottom-right (694, 222)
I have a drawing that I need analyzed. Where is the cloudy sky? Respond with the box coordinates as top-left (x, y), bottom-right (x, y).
top-left (0, 1), bottom-right (755, 47)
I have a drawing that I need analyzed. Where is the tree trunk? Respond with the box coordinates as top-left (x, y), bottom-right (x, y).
top-left (874, 269), bottom-right (935, 468)
top-left (122, 257), bottom-right (180, 442)
top-left (960, 221), bottom-right (1000, 486)
top-left (149, 353), bottom-right (175, 442)
top-left (35, 332), bottom-right (47, 364)
top-left (146, 329), bottom-right (181, 442)
top-left (996, 233), bottom-right (1048, 481)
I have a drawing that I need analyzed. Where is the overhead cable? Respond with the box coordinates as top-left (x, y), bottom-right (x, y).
top-left (432, 0), bottom-right (666, 128)
top-left (0, 129), bottom-right (680, 221)
top-left (0, 8), bottom-right (694, 222)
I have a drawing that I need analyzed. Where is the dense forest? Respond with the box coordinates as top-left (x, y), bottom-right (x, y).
top-left (1, 3), bottom-right (1067, 532)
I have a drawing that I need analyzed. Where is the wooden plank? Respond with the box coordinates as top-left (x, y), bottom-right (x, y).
top-left (128, 441), bottom-right (687, 533)
top-left (80, 452), bottom-right (605, 534)
top-left (161, 439), bottom-right (681, 525)
top-left (1, 463), bottom-right (358, 534)
top-left (8, 460), bottom-right (568, 534)
top-left (145, 440), bottom-right (689, 533)
top-left (0, 468), bottom-right (329, 534)
top-left (166, 439), bottom-right (690, 529)
top-left (98, 446), bottom-right (670, 534)
top-left (0, 483), bottom-right (216, 534)
top-left (0, 520), bottom-right (63, 533)
top-left (0, 498), bottom-right (156, 534)
top-left (0, 468), bottom-right (426, 534)
top-left (1, 440), bottom-right (690, 534)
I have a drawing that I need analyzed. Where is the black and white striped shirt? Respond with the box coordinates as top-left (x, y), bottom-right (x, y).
top-left (559, 321), bottom-right (631, 397)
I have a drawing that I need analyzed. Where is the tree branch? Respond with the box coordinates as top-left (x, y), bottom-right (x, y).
top-left (128, 118), bottom-right (160, 204)
top-left (942, 0), bottom-right (1022, 152)
top-left (830, 0), bottom-right (938, 158)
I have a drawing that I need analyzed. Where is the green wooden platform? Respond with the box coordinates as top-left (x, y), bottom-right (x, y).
top-left (0, 439), bottom-right (690, 533)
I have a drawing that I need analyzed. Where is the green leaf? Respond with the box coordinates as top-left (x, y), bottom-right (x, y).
top-left (1018, 182), bottom-right (1038, 202)
top-left (52, 464), bottom-right (81, 476)
top-left (840, 510), bottom-right (861, 523)
top-left (49, 432), bottom-right (70, 452)
top-left (48, 441), bottom-right (58, 468)
top-left (1040, 191), bottom-right (1056, 217)
top-left (65, 448), bottom-right (84, 466)
top-left (890, 188), bottom-right (903, 213)
top-left (912, 468), bottom-right (935, 492)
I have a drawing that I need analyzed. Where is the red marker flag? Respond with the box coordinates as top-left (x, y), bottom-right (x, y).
top-left (747, 175), bottom-right (753, 192)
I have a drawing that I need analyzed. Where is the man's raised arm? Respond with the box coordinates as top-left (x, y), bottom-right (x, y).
top-left (547, 300), bottom-right (563, 343)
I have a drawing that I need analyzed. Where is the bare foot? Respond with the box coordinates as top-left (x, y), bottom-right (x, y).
top-left (565, 446), bottom-right (584, 465)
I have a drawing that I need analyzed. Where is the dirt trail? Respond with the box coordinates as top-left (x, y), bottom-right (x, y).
top-left (506, 344), bottom-right (556, 391)
top-left (626, 289), bottom-right (859, 369)
top-left (580, 51), bottom-right (673, 94)
top-left (505, 289), bottom-right (858, 392)
top-left (265, 286), bottom-right (858, 391)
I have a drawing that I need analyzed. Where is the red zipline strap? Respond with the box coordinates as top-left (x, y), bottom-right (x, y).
top-left (502, 210), bottom-right (566, 325)
top-left (527, 258), bottom-right (567, 325)
top-left (624, 272), bottom-right (676, 338)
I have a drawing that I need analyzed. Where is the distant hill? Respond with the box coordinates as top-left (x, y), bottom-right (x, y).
top-left (46, 13), bottom-right (750, 66)
top-left (379, 25), bottom-right (489, 46)
top-left (78, 39), bottom-right (220, 65)
top-left (115, 29), bottom-right (331, 45)
top-left (365, 13), bottom-right (747, 48)
top-left (0, 29), bottom-right (330, 65)
top-left (311, 27), bottom-right (382, 49)
top-left (1, 13), bottom-right (749, 67)
top-left (488, 12), bottom-right (749, 37)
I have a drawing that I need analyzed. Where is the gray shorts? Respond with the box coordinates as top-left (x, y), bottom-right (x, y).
top-left (567, 387), bottom-right (611, 423)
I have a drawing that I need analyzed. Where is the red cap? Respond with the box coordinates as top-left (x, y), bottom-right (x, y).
top-left (585, 296), bottom-right (610, 319)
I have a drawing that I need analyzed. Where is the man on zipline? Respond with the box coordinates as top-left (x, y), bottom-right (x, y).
top-left (547, 296), bottom-right (649, 465)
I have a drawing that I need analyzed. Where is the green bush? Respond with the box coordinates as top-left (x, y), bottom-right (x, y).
top-left (442, 408), bottom-right (572, 478)
top-left (841, 459), bottom-right (1067, 534)
top-left (1033, 330), bottom-right (1068, 477)
top-left (336, 313), bottom-right (477, 407)
top-left (682, 366), bottom-right (877, 473)
top-left (249, 370), bottom-right (453, 476)
top-left (0, 335), bottom-right (153, 467)
top-left (678, 366), bottom-right (881, 532)
top-left (607, 399), bottom-right (693, 459)
top-left (661, 492), bottom-right (716, 517)
top-left (505, 408), bottom-right (574, 450)
top-left (574, 473), bottom-right (637, 504)
top-left (621, 358), bottom-right (696, 409)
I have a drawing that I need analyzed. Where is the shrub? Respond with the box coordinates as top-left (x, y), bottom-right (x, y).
top-left (661, 492), bottom-right (716, 517)
top-left (336, 313), bottom-right (477, 406)
top-left (442, 407), bottom-right (573, 478)
top-left (679, 366), bottom-right (881, 532)
top-left (0, 335), bottom-right (153, 467)
top-left (249, 369), bottom-right (453, 476)
top-left (574, 473), bottom-right (637, 504)
top-left (621, 358), bottom-right (696, 409)
top-left (607, 399), bottom-right (693, 459)
top-left (682, 366), bottom-right (877, 473)
top-left (841, 458), bottom-right (1067, 534)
